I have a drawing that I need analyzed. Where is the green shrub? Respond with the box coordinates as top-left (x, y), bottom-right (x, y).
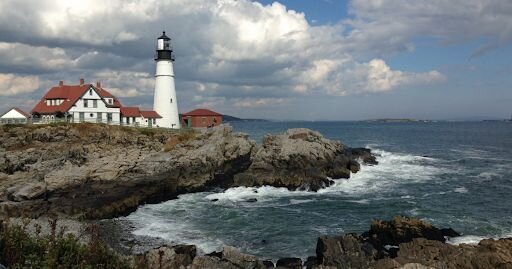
top-left (0, 220), bottom-right (130, 269)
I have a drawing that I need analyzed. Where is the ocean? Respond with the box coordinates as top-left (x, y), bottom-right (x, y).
top-left (120, 121), bottom-right (512, 260)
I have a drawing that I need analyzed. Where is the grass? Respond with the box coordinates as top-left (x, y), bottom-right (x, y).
top-left (163, 130), bottom-right (197, 152)
top-left (0, 219), bottom-right (130, 269)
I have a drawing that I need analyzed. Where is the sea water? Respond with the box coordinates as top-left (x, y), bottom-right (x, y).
top-left (122, 121), bottom-right (512, 260)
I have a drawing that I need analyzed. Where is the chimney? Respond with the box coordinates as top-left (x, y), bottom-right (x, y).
top-left (59, 80), bottom-right (64, 87)
top-left (80, 78), bottom-right (85, 86)
top-left (96, 81), bottom-right (101, 88)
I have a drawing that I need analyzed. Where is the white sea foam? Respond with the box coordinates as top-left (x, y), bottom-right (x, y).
top-left (319, 148), bottom-right (444, 195)
top-left (454, 187), bottom-right (468, 193)
top-left (124, 147), bottom-right (448, 254)
top-left (205, 186), bottom-right (313, 203)
top-left (289, 199), bottom-right (315, 205)
top-left (448, 232), bottom-right (512, 246)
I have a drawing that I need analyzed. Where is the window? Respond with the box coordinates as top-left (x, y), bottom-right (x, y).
top-left (84, 99), bottom-right (88, 108)
top-left (126, 117), bottom-right (130, 124)
top-left (108, 99), bottom-right (113, 104)
top-left (153, 119), bottom-right (156, 124)
top-left (107, 113), bottom-right (113, 123)
top-left (89, 89), bottom-right (93, 95)
top-left (97, 112), bottom-right (102, 122)
top-left (79, 112), bottom-right (84, 122)
top-left (93, 100), bottom-right (98, 108)
top-left (170, 98), bottom-right (173, 103)
top-left (90, 113), bottom-right (94, 118)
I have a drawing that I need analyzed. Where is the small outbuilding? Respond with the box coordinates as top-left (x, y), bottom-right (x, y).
top-left (181, 109), bottom-right (223, 128)
top-left (0, 107), bottom-right (30, 124)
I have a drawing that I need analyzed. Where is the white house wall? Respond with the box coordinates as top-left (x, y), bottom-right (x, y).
top-left (1, 109), bottom-right (27, 119)
top-left (68, 86), bottom-right (121, 124)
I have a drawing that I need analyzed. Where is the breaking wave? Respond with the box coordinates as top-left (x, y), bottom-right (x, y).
top-left (123, 147), bottom-right (449, 256)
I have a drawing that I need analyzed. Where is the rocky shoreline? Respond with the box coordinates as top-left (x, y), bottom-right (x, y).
top-left (0, 123), bottom-right (374, 219)
top-left (1, 123), bottom-right (511, 268)
top-left (102, 216), bottom-right (512, 268)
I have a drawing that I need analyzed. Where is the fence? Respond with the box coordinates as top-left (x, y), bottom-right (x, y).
top-left (1, 117), bottom-right (173, 130)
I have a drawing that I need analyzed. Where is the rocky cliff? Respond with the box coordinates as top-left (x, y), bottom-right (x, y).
top-left (0, 123), bottom-right (373, 219)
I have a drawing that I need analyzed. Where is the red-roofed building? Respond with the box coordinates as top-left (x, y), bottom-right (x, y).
top-left (120, 107), bottom-right (161, 127)
top-left (181, 108), bottom-right (223, 128)
top-left (31, 79), bottom-right (161, 128)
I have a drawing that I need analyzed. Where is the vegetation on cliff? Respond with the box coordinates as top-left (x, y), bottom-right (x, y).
top-left (0, 219), bottom-right (129, 269)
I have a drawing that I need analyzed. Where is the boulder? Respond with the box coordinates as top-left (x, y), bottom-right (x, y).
top-left (222, 246), bottom-right (267, 269)
top-left (8, 182), bottom-right (46, 201)
top-left (136, 245), bottom-right (196, 269)
top-left (276, 257), bottom-right (302, 269)
top-left (347, 148), bottom-right (378, 165)
top-left (366, 216), bottom-right (459, 253)
top-left (191, 256), bottom-right (239, 269)
top-left (316, 234), bottom-right (378, 268)
top-left (234, 128), bottom-right (368, 190)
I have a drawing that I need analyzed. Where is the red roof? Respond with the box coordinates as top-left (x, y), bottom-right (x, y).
top-left (121, 107), bottom-right (161, 118)
top-left (32, 84), bottom-right (91, 114)
top-left (182, 109), bottom-right (222, 117)
top-left (140, 110), bottom-right (162, 118)
top-left (98, 88), bottom-right (122, 108)
top-left (32, 82), bottom-right (122, 114)
top-left (120, 107), bottom-right (141, 117)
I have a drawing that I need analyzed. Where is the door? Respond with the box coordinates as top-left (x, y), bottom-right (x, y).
top-left (79, 112), bottom-right (85, 122)
top-left (148, 118), bottom-right (152, 128)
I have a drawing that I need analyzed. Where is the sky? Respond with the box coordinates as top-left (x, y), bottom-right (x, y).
top-left (0, 0), bottom-right (511, 120)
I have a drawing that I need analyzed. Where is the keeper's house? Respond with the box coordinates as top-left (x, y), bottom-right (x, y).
top-left (181, 109), bottom-right (223, 128)
top-left (31, 79), bottom-right (161, 128)
top-left (0, 107), bottom-right (31, 124)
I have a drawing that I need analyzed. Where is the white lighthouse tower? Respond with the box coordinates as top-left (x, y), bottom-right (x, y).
top-left (153, 31), bottom-right (180, 129)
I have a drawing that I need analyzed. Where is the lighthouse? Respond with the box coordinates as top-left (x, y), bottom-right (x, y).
top-left (153, 31), bottom-right (180, 129)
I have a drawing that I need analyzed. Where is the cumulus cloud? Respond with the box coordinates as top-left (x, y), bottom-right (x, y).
top-left (1, 0), bottom-right (503, 116)
top-left (0, 73), bottom-right (40, 96)
top-left (346, 0), bottom-right (512, 57)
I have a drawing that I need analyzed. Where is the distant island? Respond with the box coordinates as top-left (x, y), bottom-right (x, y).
top-left (363, 118), bottom-right (436, 123)
top-left (222, 114), bottom-right (268, 122)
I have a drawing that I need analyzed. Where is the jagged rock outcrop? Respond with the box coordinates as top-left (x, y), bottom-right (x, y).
top-left (233, 129), bottom-right (369, 191)
top-left (0, 124), bottom-right (372, 219)
top-left (305, 216), bottom-right (512, 269)
top-left (372, 237), bottom-right (512, 269)
top-left (136, 245), bottom-right (275, 269)
top-left (134, 245), bottom-right (196, 269)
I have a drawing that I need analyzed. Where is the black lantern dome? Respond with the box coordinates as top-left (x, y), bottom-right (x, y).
top-left (155, 31), bottom-right (174, 61)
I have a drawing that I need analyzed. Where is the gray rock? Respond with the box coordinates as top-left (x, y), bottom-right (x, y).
top-left (234, 128), bottom-right (362, 191)
top-left (276, 257), bottom-right (302, 269)
top-left (316, 234), bottom-right (377, 268)
top-left (9, 182), bottom-right (46, 201)
top-left (0, 124), bottom-right (374, 219)
top-left (136, 245), bottom-right (196, 269)
top-left (222, 246), bottom-right (267, 269)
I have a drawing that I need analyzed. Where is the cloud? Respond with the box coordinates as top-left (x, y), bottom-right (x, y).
top-left (3, 0), bottom-right (502, 117)
top-left (362, 59), bottom-right (446, 92)
top-left (346, 0), bottom-right (512, 57)
top-left (0, 73), bottom-right (40, 96)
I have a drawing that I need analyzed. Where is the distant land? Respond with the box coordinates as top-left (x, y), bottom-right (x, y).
top-left (362, 118), bottom-right (437, 123)
top-left (222, 114), bottom-right (268, 122)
